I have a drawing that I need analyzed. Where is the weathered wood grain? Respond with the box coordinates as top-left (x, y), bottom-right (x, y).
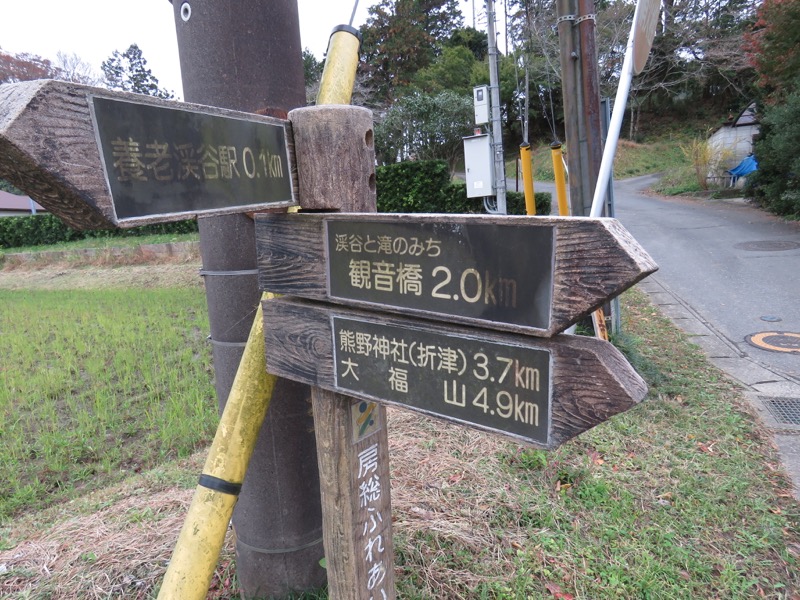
top-left (288, 105), bottom-right (376, 212)
top-left (0, 79), bottom-right (294, 230)
top-left (263, 297), bottom-right (648, 450)
top-left (256, 212), bottom-right (658, 337)
top-left (286, 104), bottom-right (395, 599)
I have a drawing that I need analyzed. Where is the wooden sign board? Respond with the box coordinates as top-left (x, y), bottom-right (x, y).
top-left (256, 212), bottom-right (657, 337)
top-left (633, 0), bottom-right (661, 74)
top-left (0, 79), bottom-right (297, 230)
top-left (262, 297), bottom-right (648, 450)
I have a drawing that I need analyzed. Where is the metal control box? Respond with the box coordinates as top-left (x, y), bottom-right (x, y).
top-left (463, 133), bottom-right (494, 198)
top-left (473, 85), bottom-right (490, 125)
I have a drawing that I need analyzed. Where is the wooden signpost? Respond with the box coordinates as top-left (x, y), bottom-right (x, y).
top-left (257, 212), bottom-right (656, 337)
top-left (256, 161), bottom-right (657, 596)
top-left (0, 79), bottom-right (296, 230)
top-left (1, 76), bottom-right (659, 599)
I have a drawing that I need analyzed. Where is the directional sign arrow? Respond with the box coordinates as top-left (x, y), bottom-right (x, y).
top-left (256, 212), bottom-right (658, 337)
top-left (262, 297), bottom-right (648, 450)
top-left (0, 79), bottom-right (296, 230)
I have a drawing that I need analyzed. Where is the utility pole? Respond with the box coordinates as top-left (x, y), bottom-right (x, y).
top-left (486, 0), bottom-right (507, 214)
top-left (556, 0), bottom-right (604, 217)
top-left (170, 1), bottom-right (324, 597)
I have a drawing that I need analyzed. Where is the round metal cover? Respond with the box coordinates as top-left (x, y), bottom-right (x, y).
top-left (734, 240), bottom-right (800, 251)
top-left (745, 331), bottom-right (800, 354)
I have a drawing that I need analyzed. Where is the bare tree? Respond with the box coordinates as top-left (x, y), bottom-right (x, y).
top-left (55, 51), bottom-right (102, 86)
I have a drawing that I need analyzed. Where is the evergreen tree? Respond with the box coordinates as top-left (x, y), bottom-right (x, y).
top-left (360, 0), bottom-right (464, 105)
top-left (101, 44), bottom-right (173, 99)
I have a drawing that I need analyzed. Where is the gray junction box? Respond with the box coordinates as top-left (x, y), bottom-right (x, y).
top-left (463, 133), bottom-right (494, 199)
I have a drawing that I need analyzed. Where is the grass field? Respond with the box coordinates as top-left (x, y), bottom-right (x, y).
top-left (0, 286), bottom-right (216, 522)
top-left (1, 256), bottom-right (798, 598)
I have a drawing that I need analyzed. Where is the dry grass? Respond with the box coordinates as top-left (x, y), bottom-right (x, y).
top-left (0, 453), bottom-right (236, 600)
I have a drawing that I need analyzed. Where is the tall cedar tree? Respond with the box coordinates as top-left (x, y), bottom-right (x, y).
top-left (360, 0), bottom-right (463, 105)
top-left (101, 44), bottom-right (173, 99)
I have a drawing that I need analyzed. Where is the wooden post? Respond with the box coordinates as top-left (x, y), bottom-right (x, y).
top-left (283, 105), bottom-right (395, 599)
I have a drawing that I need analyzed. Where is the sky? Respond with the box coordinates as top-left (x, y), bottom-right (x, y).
top-left (0, 0), bottom-right (494, 100)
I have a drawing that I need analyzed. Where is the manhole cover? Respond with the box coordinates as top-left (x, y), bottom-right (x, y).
top-left (745, 331), bottom-right (800, 353)
top-left (761, 397), bottom-right (800, 426)
top-left (734, 240), bottom-right (800, 251)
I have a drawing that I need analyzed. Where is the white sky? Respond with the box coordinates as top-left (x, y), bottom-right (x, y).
top-left (0, 0), bottom-right (491, 100)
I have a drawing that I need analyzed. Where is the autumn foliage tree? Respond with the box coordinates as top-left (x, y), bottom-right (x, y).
top-left (744, 0), bottom-right (800, 216)
top-left (745, 0), bottom-right (800, 102)
top-left (0, 49), bottom-right (59, 83)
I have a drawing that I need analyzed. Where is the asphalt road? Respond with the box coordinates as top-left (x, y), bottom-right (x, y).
top-left (611, 174), bottom-right (800, 381)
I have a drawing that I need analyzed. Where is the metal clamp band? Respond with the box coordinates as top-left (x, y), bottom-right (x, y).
top-left (198, 474), bottom-right (242, 496)
top-left (209, 339), bottom-right (248, 348)
top-left (198, 269), bottom-right (259, 277)
top-left (234, 532), bottom-right (324, 555)
top-left (575, 13), bottom-right (596, 24)
top-left (556, 14), bottom-right (576, 24)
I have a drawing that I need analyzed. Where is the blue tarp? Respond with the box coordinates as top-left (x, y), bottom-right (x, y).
top-left (729, 154), bottom-right (758, 178)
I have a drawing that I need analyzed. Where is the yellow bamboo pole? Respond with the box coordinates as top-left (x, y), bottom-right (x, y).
top-left (158, 297), bottom-right (277, 599)
top-left (317, 25), bottom-right (361, 106)
top-left (159, 22), bottom-right (363, 599)
top-left (520, 143), bottom-right (536, 215)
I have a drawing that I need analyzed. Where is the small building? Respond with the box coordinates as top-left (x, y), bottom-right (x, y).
top-left (707, 102), bottom-right (759, 188)
top-left (0, 190), bottom-right (46, 216)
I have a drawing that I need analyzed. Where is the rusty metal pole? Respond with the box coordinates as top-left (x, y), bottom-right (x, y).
top-left (577, 0), bottom-right (604, 216)
top-left (169, 1), bottom-right (325, 597)
top-left (556, 0), bottom-right (584, 217)
top-left (557, 0), bottom-right (604, 217)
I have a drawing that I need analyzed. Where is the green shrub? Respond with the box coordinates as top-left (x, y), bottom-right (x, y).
top-left (0, 214), bottom-right (198, 249)
top-left (377, 159), bottom-right (551, 215)
top-left (746, 89), bottom-right (800, 217)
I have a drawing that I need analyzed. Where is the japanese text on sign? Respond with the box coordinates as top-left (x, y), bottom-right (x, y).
top-left (327, 220), bottom-right (554, 330)
top-left (355, 441), bottom-right (390, 598)
top-left (333, 317), bottom-right (551, 444)
top-left (91, 96), bottom-right (293, 221)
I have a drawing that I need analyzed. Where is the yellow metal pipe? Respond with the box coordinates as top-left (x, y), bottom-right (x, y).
top-left (158, 299), bottom-right (277, 600)
top-left (316, 25), bottom-right (361, 105)
top-left (550, 142), bottom-right (570, 217)
top-left (520, 143), bottom-right (536, 215)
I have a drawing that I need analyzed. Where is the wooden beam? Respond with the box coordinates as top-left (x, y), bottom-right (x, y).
top-left (256, 212), bottom-right (657, 337)
top-left (288, 105), bottom-right (395, 600)
top-left (262, 297), bottom-right (648, 450)
top-left (0, 79), bottom-right (296, 230)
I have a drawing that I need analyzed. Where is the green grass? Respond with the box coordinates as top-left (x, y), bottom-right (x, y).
top-left (391, 288), bottom-right (799, 599)
top-left (0, 287), bottom-right (215, 522)
top-left (508, 134), bottom-right (693, 185)
top-left (0, 276), bottom-right (797, 598)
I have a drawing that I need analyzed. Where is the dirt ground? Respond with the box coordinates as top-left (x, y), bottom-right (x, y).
top-left (0, 262), bottom-right (203, 291)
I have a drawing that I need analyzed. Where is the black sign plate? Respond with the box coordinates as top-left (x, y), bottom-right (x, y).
top-left (332, 316), bottom-right (551, 444)
top-left (91, 97), bottom-right (294, 221)
top-left (327, 220), bottom-right (554, 329)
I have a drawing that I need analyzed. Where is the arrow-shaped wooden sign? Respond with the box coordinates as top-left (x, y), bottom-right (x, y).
top-left (262, 297), bottom-right (648, 450)
top-left (256, 212), bottom-right (657, 337)
top-left (0, 79), bottom-right (296, 230)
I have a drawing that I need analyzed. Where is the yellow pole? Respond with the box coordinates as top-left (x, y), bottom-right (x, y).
top-left (550, 141), bottom-right (570, 217)
top-left (317, 25), bottom-right (361, 105)
top-left (158, 299), bottom-right (277, 599)
top-left (520, 143), bottom-right (536, 215)
top-left (159, 23), bottom-right (363, 600)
